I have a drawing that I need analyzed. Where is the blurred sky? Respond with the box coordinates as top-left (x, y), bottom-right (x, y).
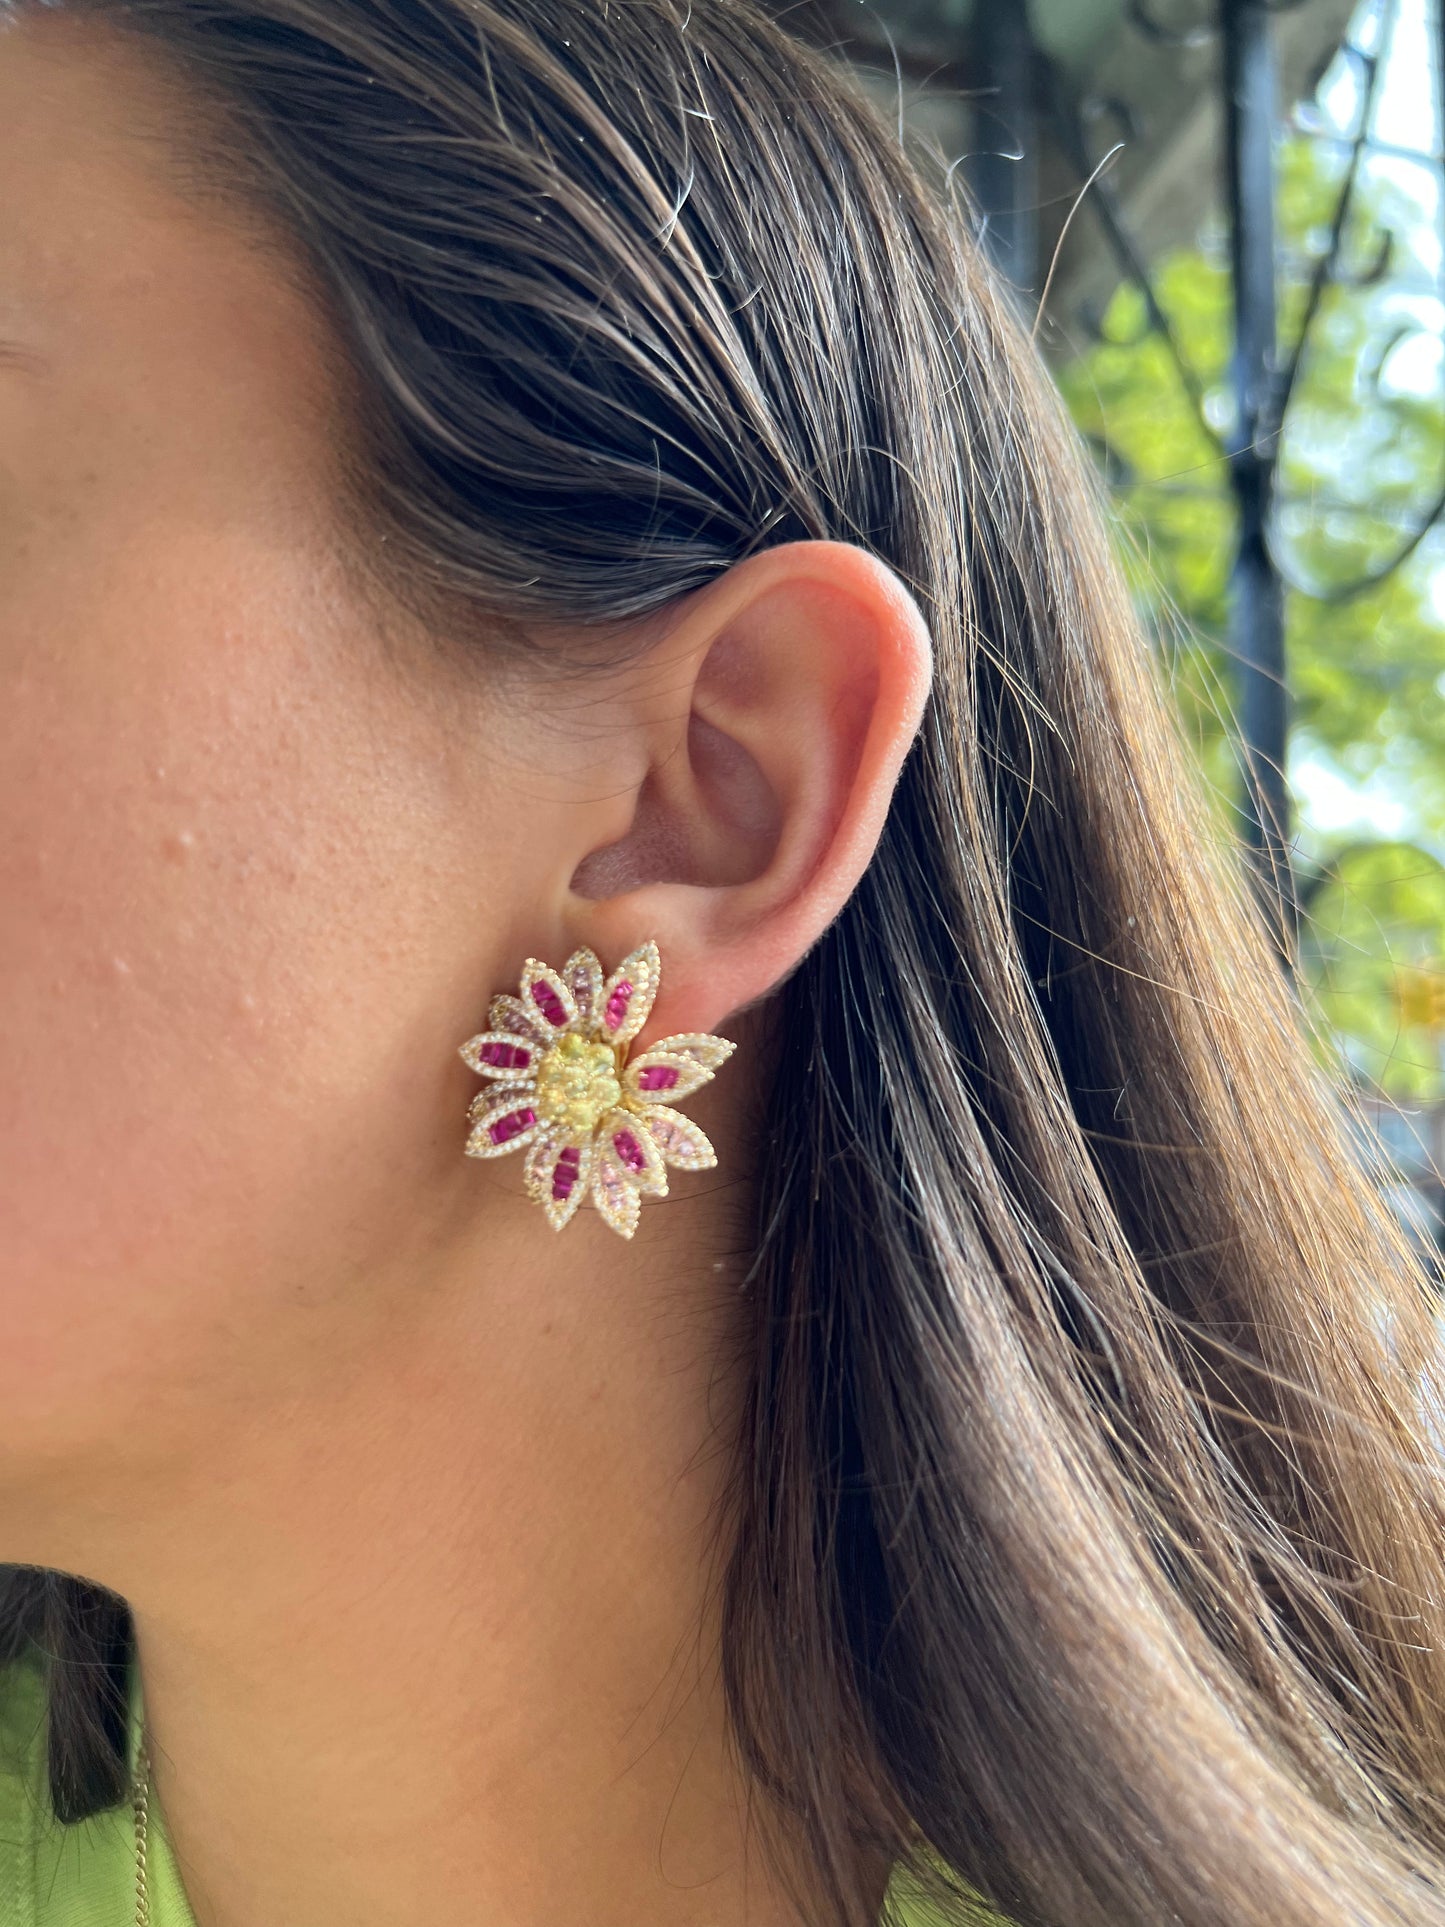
top-left (1294, 0), bottom-right (1444, 839)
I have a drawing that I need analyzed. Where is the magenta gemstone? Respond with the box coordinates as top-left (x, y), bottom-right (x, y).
top-left (613, 1130), bottom-right (646, 1173)
top-left (479, 1041), bottom-right (531, 1071)
top-left (488, 1106), bottom-right (536, 1145)
top-left (636, 1063), bottom-right (679, 1092)
top-left (531, 980), bottom-right (569, 1027)
top-left (603, 979), bottom-right (633, 1031)
top-left (552, 1146), bottom-right (582, 1200)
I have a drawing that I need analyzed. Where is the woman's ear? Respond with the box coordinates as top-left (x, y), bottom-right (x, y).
top-left (565, 539), bottom-right (933, 1040)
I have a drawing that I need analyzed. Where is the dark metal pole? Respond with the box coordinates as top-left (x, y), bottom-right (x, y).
top-left (967, 1), bottom-right (1038, 294)
top-left (1221, 0), bottom-right (1297, 963)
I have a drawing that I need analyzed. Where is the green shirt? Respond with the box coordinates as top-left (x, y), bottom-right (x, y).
top-left (0, 1643), bottom-right (993, 1927)
top-left (0, 1644), bottom-right (198, 1927)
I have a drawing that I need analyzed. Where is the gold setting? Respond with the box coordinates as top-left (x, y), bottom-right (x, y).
top-left (458, 941), bottom-right (735, 1238)
top-left (534, 1033), bottom-right (623, 1137)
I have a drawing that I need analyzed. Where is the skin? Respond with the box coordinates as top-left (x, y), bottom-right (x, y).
top-left (0, 17), bottom-right (933, 1927)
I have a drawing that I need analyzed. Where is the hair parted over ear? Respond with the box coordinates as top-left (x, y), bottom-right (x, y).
top-left (8, 4), bottom-right (1445, 1926)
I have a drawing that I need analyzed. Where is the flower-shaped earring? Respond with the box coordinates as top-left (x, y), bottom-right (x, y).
top-left (458, 941), bottom-right (735, 1239)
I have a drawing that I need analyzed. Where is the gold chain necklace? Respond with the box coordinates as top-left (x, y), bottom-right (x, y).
top-left (131, 1741), bottom-right (152, 1927)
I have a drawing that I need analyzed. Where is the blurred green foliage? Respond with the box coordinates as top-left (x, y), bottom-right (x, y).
top-left (1302, 841), bottom-right (1445, 1096)
top-left (1056, 124), bottom-right (1445, 1099)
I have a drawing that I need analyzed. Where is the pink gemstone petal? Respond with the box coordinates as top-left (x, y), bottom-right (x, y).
top-left (542, 1139), bottom-right (594, 1231)
top-left (488, 993), bottom-right (553, 1046)
top-left (599, 942), bottom-right (660, 1046)
top-left (601, 1107), bottom-right (667, 1196)
top-left (459, 1031), bottom-right (538, 1081)
top-left (591, 1149), bottom-right (642, 1239)
top-left (489, 1105), bottom-right (536, 1145)
top-left (465, 1097), bottom-right (543, 1160)
top-left (644, 1033), bottom-right (736, 1074)
top-left (519, 959), bottom-right (577, 1031)
top-left (641, 1106), bottom-right (717, 1172)
top-left (561, 948), bottom-right (604, 1029)
top-left (469, 1082), bottom-right (532, 1124)
top-left (612, 1128), bottom-right (645, 1172)
top-left (623, 1048), bottom-right (710, 1104)
top-left (523, 1130), bottom-right (560, 1200)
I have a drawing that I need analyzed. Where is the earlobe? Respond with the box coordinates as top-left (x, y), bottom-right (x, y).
top-left (564, 540), bottom-right (933, 1041)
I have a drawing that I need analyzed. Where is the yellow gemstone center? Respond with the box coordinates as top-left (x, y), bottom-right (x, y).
top-left (535, 1032), bottom-right (622, 1139)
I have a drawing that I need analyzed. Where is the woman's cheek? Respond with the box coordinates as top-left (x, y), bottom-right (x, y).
top-left (0, 527), bottom-right (454, 1451)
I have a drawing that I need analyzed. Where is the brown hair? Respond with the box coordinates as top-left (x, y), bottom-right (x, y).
top-left (5, 2), bottom-right (1445, 1922)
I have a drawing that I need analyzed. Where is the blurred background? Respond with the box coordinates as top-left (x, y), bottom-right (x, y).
top-left (765, 0), bottom-right (1445, 1271)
